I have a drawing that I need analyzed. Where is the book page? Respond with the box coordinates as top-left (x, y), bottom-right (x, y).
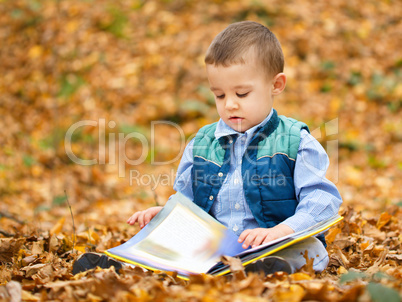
top-left (107, 192), bottom-right (245, 275)
top-left (133, 204), bottom-right (220, 259)
top-left (124, 204), bottom-right (223, 273)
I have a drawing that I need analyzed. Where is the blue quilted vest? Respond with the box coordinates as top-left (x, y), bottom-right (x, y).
top-left (191, 109), bottom-right (326, 247)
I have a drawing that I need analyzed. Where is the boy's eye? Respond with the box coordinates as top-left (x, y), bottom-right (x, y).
top-left (216, 94), bottom-right (225, 99)
top-left (236, 92), bottom-right (249, 98)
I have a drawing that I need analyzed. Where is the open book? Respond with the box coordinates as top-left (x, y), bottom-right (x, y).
top-left (105, 193), bottom-right (343, 278)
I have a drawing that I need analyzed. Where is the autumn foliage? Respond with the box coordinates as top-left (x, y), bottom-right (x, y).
top-left (0, 0), bottom-right (401, 301)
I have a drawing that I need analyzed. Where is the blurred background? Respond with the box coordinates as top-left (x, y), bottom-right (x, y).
top-left (0, 0), bottom-right (401, 240)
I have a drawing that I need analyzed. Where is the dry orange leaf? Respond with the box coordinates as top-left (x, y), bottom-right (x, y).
top-left (376, 212), bottom-right (392, 230)
top-left (49, 217), bottom-right (65, 236)
top-left (273, 284), bottom-right (305, 302)
top-left (326, 227), bottom-right (342, 245)
top-left (290, 273), bottom-right (312, 281)
top-left (31, 241), bottom-right (44, 256)
top-left (0, 238), bottom-right (26, 262)
top-left (21, 289), bottom-right (40, 301)
top-left (360, 241), bottom-right (371, 251)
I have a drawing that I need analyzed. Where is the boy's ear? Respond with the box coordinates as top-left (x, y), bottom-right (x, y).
top-left (271, 73), bottom-right (286, 95)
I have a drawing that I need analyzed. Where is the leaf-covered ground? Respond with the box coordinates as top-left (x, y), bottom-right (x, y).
top-left (0, 0), bottom-right (401, 301)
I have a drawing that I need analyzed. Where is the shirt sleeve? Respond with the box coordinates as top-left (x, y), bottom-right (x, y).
top-left (280, 129), bottom-right (343, 232)
top-left (172, 138), bottom-right (195, 201)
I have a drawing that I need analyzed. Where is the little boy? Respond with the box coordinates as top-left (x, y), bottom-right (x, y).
top-left (127, 21), bottom-right (342, 274)
top-left (74, 21), bottom-right (342, 275)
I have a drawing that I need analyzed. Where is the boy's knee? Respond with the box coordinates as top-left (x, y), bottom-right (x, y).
top-left (273, 237), bottom-right (328, 273)
top-left (312, 254), bottom-right (329, 272)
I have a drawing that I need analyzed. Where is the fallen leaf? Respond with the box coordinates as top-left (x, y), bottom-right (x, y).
top-left (290, 273), bottom-right (312, 281)
top-left (0, 238), bottom-right (25, 262)
top-left (272, 284), bottom-right (305, 302)
top-left (22, 263), bottom-right (53, 278)
top-left (48, 234), bottom-right (60, 253)
top-left (221, 255), bottom-right (246, 280)
top-left (299, 250), bottom-right (315, 275)
top-left (386, 254), bottom-right (402, 263)
top-left (21, 289), bottom-right (40, 301)
top-left (50, 217), bottom-right (65, 236)
top-left (376, 212), bottom-right (392, 230)
top-left (326, 227), bottom-right (341, 244)
top-left (3, 281), bottom-right (22, 302)
top-left (30, 241), bottom-right (44, 255)
top-left (22, 255), bottom-right (37, 266)
top-left (363, 223), bottom-right (386, 241)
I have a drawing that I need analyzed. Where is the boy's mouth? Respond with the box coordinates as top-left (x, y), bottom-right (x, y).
top-left (229, 116), bottom-right (244, 123)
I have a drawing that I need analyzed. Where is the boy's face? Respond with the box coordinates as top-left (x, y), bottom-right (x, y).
top-left (206, 57), bottom-right (277, 133)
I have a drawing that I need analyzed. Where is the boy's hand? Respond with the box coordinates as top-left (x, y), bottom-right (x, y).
top-left (238, 224), bottom-right (294, 249)
top-left (126, 206), bottom-right (163, 228)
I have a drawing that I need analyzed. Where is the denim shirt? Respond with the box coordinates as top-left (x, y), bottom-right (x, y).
top-left (173, 109), bottom-right (342, 236)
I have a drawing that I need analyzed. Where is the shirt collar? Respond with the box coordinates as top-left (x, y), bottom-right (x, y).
top-left (214, 108), bottom-right (274, 140)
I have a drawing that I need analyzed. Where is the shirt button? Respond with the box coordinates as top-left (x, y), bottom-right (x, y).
top-left (233, 225), bottom-right (239, 232)
top-left (209, 195), bottom-right (214, 200)
top-left (218, 172), bottom-right (223, 177)
top-left (228, 139), bottom-right (233, 144)
top-left (241, 137), bottom-right (246, 142)
top-left (235, 203), bottom-right (240, 210)
top-left (234, 178), bottom-right (240, 185)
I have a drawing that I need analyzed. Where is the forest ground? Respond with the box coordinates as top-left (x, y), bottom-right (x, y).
top-left (0, 0), bottom-right (401, 301)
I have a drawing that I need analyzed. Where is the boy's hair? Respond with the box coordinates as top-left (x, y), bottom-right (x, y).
top-left (205, 21), bottom-right (284, 77)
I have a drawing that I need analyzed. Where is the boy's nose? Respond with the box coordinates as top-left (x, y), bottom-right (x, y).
top-left (225, 97), bottom-right (238, 110)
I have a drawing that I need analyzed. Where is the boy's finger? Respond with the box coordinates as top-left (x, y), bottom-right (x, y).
top-left (238, 229), bottom-right (251, 243)
top-left (132, 212), bottom-right (141, 224)
top-left (127, 212), bottom-right (139, 225)
top-left (242, 233), bottom-right (256, 249)
top-left (262, 237), bottom-right (272, 244)
top-left (144, 212), bottom-right (152, 225)
top-left (251, 234), bottom-right (266, 247)
top-left (138, 212), bottom-right (146, 228)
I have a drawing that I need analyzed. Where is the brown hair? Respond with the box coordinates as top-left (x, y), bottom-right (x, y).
top-left (205, 21), bottom-right (284, 77)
